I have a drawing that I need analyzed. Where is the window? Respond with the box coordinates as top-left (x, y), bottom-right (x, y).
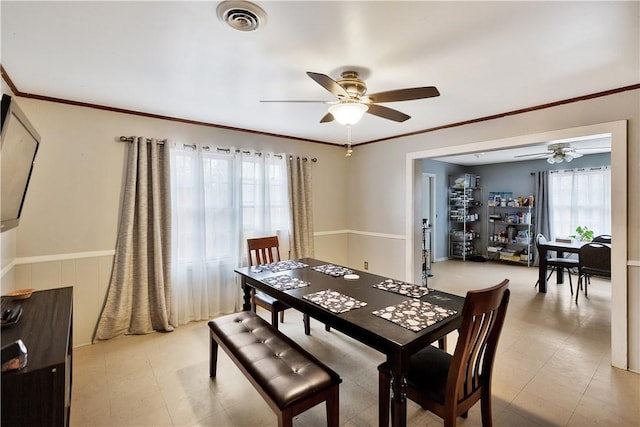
top-left (169, 146), bottom-right (290, 323)
top-left (549, 166), bottom-right (611, 239)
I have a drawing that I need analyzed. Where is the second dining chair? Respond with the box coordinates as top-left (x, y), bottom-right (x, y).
top-left (535, 234), bottom-right (578, 294)
top-left (576, 242), bottom-right (611, 303)
top-left (247, 236), bottom-right (311, 335)
top-left (378, 279), bottom-right (510, 427)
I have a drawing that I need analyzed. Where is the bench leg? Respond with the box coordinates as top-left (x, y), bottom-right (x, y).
top-left (326, 384), bottom-right (340, 427)
top-left (278, 408), bottom-right (293, 427)
top-left (210, 335), bottom-right (218, 378)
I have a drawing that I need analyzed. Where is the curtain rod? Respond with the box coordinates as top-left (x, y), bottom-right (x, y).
top-left (119, 136), bottom-right (168, 144)
top-left (120, 136), bottom-right (317, 162)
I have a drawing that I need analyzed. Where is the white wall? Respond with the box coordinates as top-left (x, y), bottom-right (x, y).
top-left (348, 90), bottom-right (640, 371)
top-left (1, 98), bottom-right (349, 346)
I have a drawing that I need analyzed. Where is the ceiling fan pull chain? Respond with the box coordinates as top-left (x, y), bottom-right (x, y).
top-left (345, 125), bottom-right (353, 157)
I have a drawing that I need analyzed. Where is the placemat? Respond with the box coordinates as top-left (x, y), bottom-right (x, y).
top-left (303, 289), bottom-right (367, 313)
top-left (259, 260), bottom-right (309, 273)
top-left (311, 264), bottom-right (354, 277)
top-left (262, 275), bottom-right (310, 291)
top-left (372, 300), bottom-right (457, 332)
top-left (373, 279), bottom-right (431, 298)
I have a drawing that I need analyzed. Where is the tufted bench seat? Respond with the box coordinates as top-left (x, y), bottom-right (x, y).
top-left (209, 311), bottom-right (341, 427)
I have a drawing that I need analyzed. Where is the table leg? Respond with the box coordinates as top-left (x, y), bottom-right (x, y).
top-left (241, 280), bottom-right (252, 311)
top-left (538, 248), bottom-right (548, 293)
top-left (389, 362), bottom-right (408, 427)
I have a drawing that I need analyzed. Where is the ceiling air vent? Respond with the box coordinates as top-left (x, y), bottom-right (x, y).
top-left (217, 1), bottom-right (267, 32)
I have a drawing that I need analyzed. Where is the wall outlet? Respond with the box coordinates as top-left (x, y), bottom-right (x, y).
top-left (364, 261), bottom-right (368, 270)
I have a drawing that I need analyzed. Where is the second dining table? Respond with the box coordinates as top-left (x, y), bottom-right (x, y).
top-left (235, 258), bottom-right (465, 427)
top-left (537, 239), bottom-right (604, 293)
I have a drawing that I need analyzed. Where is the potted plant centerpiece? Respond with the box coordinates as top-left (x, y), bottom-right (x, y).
top-left (573, 226), bottom-right (594, 242)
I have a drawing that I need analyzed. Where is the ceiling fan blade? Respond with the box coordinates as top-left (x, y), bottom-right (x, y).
top-left (514, 152), bottom-right (549, 158)
top-left (367, 86), bottom-right (440, 103)
top-left (306, 72), bottom-right (349, 99)
top-left (320, 112), bottom-right (334, 123)
top-left (366, 104), bottom-right (411, 122)
top-left (569, 152), bottom-right (583, 158)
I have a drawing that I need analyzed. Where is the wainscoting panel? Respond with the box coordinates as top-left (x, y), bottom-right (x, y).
top-left (14, 255), bottom-right (114, 347)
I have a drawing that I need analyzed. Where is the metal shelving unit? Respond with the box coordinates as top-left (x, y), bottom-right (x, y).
top-left (448, 174), bottom-right (482, 261)
top-left (486, 192), bottom-right (535, 266)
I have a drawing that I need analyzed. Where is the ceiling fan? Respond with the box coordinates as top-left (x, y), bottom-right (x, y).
top-left (261, 70), bottom-right (440, 125)
top-left (514, 142), bottom-right (607, 164)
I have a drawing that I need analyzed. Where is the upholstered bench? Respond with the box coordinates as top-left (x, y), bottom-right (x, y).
top-left (208, 311), bottom-right (341, 427)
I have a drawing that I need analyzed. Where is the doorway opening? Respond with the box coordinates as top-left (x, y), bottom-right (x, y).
top-left (405, 120), bottom-right (628, 369)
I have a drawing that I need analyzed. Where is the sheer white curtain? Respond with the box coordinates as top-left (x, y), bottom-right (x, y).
top-left (169, 145), bottom-right (290, 324)
top-left (548, 166), bottom-right (611, 239)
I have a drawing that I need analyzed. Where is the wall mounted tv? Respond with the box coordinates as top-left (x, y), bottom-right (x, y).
top-left (1, 94), bottom-right (40, 232)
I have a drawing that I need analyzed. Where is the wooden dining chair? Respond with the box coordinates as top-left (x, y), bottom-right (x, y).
top-left (247, 236), bottom-right (311, 335)
top-left (535, 234), bottom-right (578, 294)
top-left (378, 279), bottom-right (510, 427)
top-left (576, 242), bottom-right (611, 303)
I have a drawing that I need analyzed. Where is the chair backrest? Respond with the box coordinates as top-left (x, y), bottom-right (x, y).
top-left (592, 235), bottom-right (611, 244)
top-left (535, 233), bottom-right (547, 255)
top-left (247, 236), bottom-right (281, 266)
top-left (447, 279), bottom-right (510, 406)
top-left (579, 242), bottom-right (611, 278)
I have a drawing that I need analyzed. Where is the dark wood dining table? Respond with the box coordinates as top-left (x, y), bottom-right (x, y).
top-left (537, 239), bottom-right (586, 292)
top-left (235, 258), bottom-right (464, 427)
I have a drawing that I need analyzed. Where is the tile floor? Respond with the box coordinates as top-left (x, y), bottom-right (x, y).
top-left (70, 260), bottom-right (639, 426)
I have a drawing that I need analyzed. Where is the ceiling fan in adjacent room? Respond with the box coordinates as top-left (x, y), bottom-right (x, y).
top-left (261, 70), bottom-right (440, 126)
top-left (514, 142), bottom-right (608, 164)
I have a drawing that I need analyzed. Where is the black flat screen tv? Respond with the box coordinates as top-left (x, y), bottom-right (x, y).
top-left (1, 94), bottom-right (40, 232)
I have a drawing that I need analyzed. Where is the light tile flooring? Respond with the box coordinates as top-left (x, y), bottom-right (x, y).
top-left (71, 261), bottom-right (639, 426)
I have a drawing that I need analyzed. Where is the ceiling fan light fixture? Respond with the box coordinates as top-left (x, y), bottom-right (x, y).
top-left (328, 102), bottom-right (368, 126)
top-left (547, 156), bottom-right (556, 164)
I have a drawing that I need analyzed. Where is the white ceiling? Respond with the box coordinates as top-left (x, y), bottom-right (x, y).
top-left (1, 1), bottom-right (638, 147)
top-left (433, 134), bottom-right (612, 166)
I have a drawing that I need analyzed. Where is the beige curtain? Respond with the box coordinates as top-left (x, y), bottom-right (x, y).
top-left (95, 137), bottom-right (173, 340)
top-left (287, 156), bottom-right (315, 258)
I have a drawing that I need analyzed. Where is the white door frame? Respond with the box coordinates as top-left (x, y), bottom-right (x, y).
top-left (405, 120), bottom-right (628, 369)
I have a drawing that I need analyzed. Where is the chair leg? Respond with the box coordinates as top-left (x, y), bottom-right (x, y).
top-left (438, 336), bottom-right (447, 350)
top-left (480, 389), bottom-right (494, 427)
top-left (566, 268), bottom-right (573, 295)
top-left (576, 275), bottom-right (582, 303)
top-left (378, 371), bottom-right (390, 427)
top-left (535, 267), bottom-right (554, 289)
top-left (584, 275), bottom-right (588, 297)
top-left (209, 336), bottom-right (218, 378)
top-left (303, 313), bottom-right (311, 336)
top-left (250, 289), bottom-right (257, 313)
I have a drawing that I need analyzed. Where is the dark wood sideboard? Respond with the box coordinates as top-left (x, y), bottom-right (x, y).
top-left (1, 287), bottom-right (73, 427)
